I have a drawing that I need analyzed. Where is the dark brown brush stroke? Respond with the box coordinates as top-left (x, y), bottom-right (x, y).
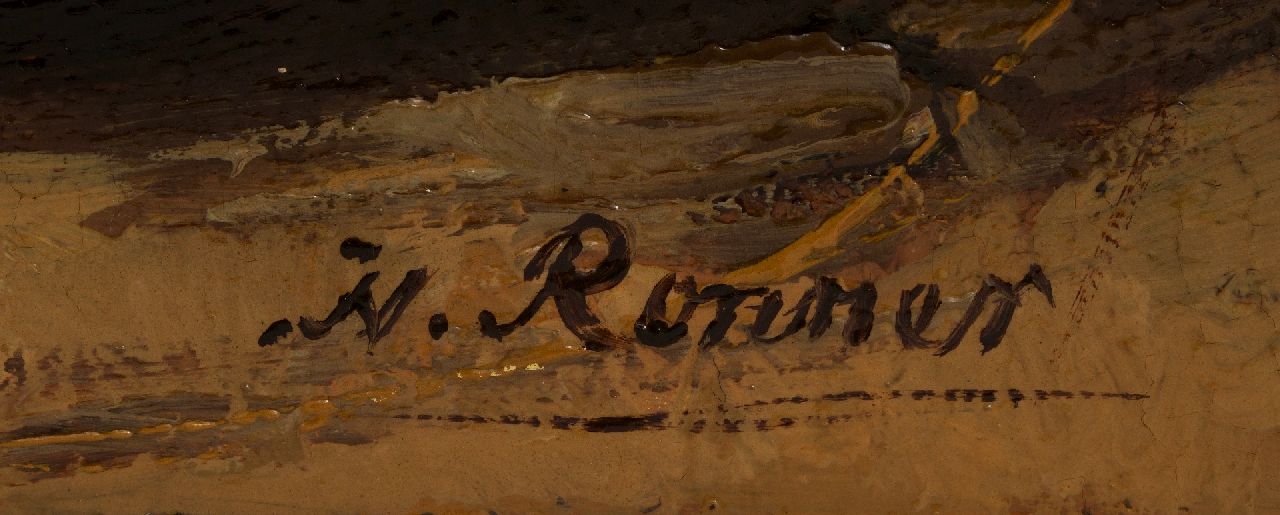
top-left (393, 389), bottom-right (1148, 434)
top-left (896, 264), bottom-right (1054, 356)
top-left (294, 267), bottom-right (430, 353)
top-left (732, 389), bottom-right (1147, 410)
top-left (0, 0), bottom-right (837, 154)
top-left (480, 213), bottom-right (634, 351)
top-left (3, 1), bottom-right (1272, 159)
top-left (0, 387), bottom-right (1149, 480)
top-left (338, 237), bottom-right (382, 263)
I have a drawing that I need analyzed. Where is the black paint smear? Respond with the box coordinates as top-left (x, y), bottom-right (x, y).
top-left (895, 264), bottom-right (1053, 356)
top-left (942, 389), bottom-right (998, 402)
top-left (475, 216), bottom-right (1034, 353)
top-left (1102, 392), bottom-right (1149, 400)
top-left (634, 273), bottom-right (690, 347)
top-left (691, 283), bottom-right (770, 348)
top-left (1008, 389), bottom-right (1025, 407)
top-left (638, 278), bottom-right (771, 349)
top-left (339, 237), bottom-right (382, 263)
top-left (392, 391), bottom-right (1147, 435)
top-left (758, 395), bottom-right (810, 406)
top-left (785, 387), bottom-right (1156, 405)
top-left (582, 412), bottom-right (668, 432)
top-left (640, 273), bottom-right (874, 349)
top-left (807, 277), bottom-right (877, 347)
top-left (297, 268), bottom-right (430, 353)
top-left (748, 288), bottom-right (813, 343)
top-left (257, 319), bottom-right (293, 347)
top-left (550, 416), bottom-right (581, 430)
top-left (822, 390), bottom-right (873, 401)
top-left (1032, 389), bottom-right (1107, 400)
top-left (428, 313), bottom-right (449, 340)
top-left (480, 214), bottom-right (633, 350)
top-left (298, 272), bottom-right (379, 340)
top-left (2, 351), bottom-right (25, 387)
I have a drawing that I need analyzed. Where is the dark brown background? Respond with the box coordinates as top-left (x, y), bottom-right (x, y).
top-left (2, 0), bottom-right (1273, 155)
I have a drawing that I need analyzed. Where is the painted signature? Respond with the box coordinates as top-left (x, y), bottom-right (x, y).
top-left (259, 213), bottom-right (1054, 356)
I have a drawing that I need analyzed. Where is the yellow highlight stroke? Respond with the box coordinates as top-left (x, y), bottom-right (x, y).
top-left (953, 90), bottom-right (980, 134)
top-left (984, 0), bottom-right (1073, 86)
top-left (453, 341), bottom-right (585, 380)
top-left (299, 398), bottom-right (337, 432)
top-left (0, 368), bottom-right (547, 454)
top-left (1019, 0), bottom-right (1073, 50)
top-left (0, 429), bottom-right (132, 449)
top-left (178, 420), bottom-right (219, 432)
top-left (227, 409), bottom-right (281, 426)
top-left (724, 106), bottom-right (938, 286)
top-left (723, 164), bottom-right (917, 286)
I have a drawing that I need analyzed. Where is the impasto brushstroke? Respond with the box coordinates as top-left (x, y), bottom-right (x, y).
top-left (1, 1), bottom-right (1278, 512)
